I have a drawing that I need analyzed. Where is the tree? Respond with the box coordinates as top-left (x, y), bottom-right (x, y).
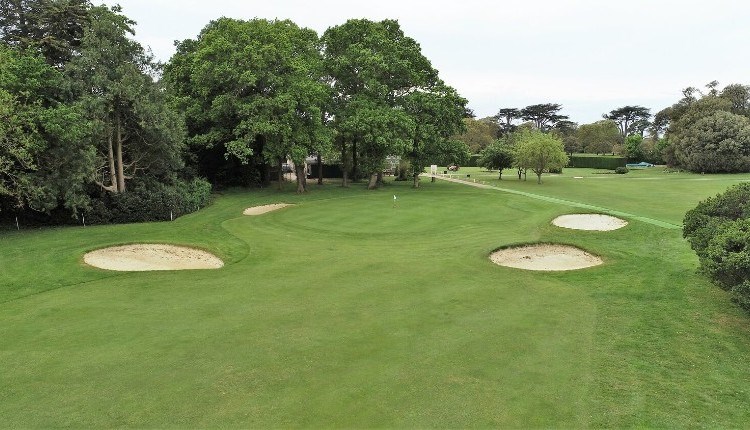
top-left (493, 107), bottom-right (520, 136)
top-left (478, 139), bottom-right (514, 179)
top-left (720, 84), bottom-right (750, 116)
top-left (453, 117), bottom-right (496, 153)
top-left (0, 45), bottom-right (93, 214)
top-left (165, 18), bottom-right (330, 192)
top-left (624, 134), bottom-right (644, 161)
top-left (672, 111), bottom-right (750, 173)
top-left (68, 5), bottom-right (184, 194)
top-left (322, 19), bottom-right (444, 189)
top-left (576, 120), bottom-right (620, 154)
top-left (551, 120), bottom-right (579, 155)
top-left (0, 0), bottom-right (91, 68)
top-left (513, 129), bottom-right (568, 184)
top-left (403, 82), bottom-right (467, 187)
top-left (683, 183), bottom-right (750, 312)
top-left (520, 103), bottom-right (568, 132)
top-left (604, 105), bottom-right (651, 137)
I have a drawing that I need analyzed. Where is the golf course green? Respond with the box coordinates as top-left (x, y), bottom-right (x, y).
top-left (1, 167), bottom-right (749, 427)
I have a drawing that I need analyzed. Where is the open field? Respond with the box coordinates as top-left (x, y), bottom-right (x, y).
top-left (1, 168), bottom-right (750, 427)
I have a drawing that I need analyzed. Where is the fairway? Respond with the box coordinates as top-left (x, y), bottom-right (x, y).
top-left (2, 169), bottom-right (750, 427)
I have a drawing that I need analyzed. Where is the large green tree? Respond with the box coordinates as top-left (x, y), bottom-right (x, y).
top-left (478, 139), bottom-right (514, 179)
top-left (576, 120), bottom-right (620, 154)
top-left (403, 82), bottom-right (467, 187)
top-left (0, 45), bottom-right (92, 213)
top-left (453, 117), bottom-right (496, 153)
top-left (0, 0), bottom-right (90, 68)
top-left (672, 111), bottom-right (750, 173)
top-left (520, 103), bottom-right (568, 132)
top-left (323, 19), bottom-right (459, 189)
top-left (604, 105), bottom-right (651, 137)
top-left (513, 129), bottom-right (568, 184)
top-left (166, 18), bottom-right (329, 192)
top-left (68, 5), bottom-right (184, 194)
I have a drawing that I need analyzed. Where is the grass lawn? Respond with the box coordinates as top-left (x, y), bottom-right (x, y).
top-left (1, 170), bottom-right (749, 427)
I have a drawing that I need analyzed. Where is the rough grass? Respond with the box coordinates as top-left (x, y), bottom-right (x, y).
top-left (1, 170), bottom-right (749, 427)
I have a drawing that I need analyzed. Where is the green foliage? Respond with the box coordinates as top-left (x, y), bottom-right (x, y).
top-left (85, 177), bottom-right (212, 224)
top-left (576, 120), bottom-right (620, 154)
top-left (454, 117), bottom-right (496, 153)
top-left (671, 110), bottom-right (750, 173)
top-left (683, 183), bottom-right (750, 311)
top-left (567, 155), bottom-right (626, 169)
top-left (624, 134), bottom-right (644, 161)
top-left (0, 45), bottom-right (94, 213)
top-left (604, 105), bottom-right (651, 136)
top-left (478, 140), bottom-right (514, 177)
top-left (513, 129), bottom-right (568, 183)
top-left (520, 103), bottom-right (568, 131)
top-left (614, 166), bottom-right (629, 174)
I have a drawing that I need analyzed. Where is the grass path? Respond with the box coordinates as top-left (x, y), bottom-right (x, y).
top-left (429, 174), bottom-right (682, 229)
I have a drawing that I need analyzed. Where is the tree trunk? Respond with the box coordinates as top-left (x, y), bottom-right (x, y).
top-left (115, 113), bottom-right (125, 193)
top-left (277, 158), bottom-right (283, 190)
top-left (341, 144), bottom-right (349, 187)
top-left (498, 171), bottom-right (502, 180)
top-left (295, 164), bottom-right (306, 193)
top-left (317, 153), bottom-right (323, 185)
top-left (517, 168), bottom-right (522, 180)
top-left (107, 127), bottom-right (117, 191)
top-left (537, 172), bottom-right (542, 184)
top-left (413, 173), bottom-right (420, 188)
top-left (367, 173), bottom-right (378, 189)
top-left (352, 139), bottom-right (359, 181)
top-left (376, 171), bottom-right (384, 186)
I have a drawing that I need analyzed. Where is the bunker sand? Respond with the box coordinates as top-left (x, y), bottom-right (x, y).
top-left (84, 244), bottom-right (223, 271)
top-left (490, 244), bottom-right (603, 271)
top-left (552, 214), bottom-right (628, 231)
top-left (243, 203), bottom-right (293, 215)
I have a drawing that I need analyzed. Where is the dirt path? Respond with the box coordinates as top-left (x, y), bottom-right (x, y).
top-left (426, 174), bottom-right (681, 230)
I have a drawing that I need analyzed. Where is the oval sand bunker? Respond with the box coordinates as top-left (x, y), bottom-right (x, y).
top-left (490, 244), bottom-right (603, 271)
top-left (84, 244), bottom-right (224, 271)
top-left (243, 203), bottom-right (293, 216)
top-left (552, 214), bottom-right (627, 231)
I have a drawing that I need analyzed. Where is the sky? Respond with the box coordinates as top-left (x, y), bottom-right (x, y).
top-left (101, 0), bottom-right (750, 124)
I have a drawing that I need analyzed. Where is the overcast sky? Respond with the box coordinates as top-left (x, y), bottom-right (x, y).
top-left (102, 0), bottom-right (750, 124)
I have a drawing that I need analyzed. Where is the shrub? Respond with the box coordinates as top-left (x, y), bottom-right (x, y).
top-left (568, 155), bottom-right (627, 169)
top-left (85, 177), bottom-right (212, 224)
top-left (614, 166), bottom-right (629, 174)
top-left (683, 183), bottom-right (750, 313)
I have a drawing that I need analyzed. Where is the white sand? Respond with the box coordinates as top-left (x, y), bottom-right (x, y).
top-left (243, 203), bottom-right (293, 215)
top-left (490, 244), bottom-right (603, 271)
top-left (552, 214), bottom-right (628, 231)
top-left (84, 244), bottom-right (224, 271)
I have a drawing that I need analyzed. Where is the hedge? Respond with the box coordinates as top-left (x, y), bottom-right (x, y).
top-left (567, 155), bottom-right (627, 169)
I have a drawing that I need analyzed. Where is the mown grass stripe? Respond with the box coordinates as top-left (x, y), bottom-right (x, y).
top-left (431, 175), bottom-right (682, 230)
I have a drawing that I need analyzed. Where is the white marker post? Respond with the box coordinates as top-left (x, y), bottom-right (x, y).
top-left (393, 194), bottom-right (397, 208)
top-left (15, 216), bottom-right (19, 230)
top-left (170, 210), bottom-right (173, 221)
top-left (82, 214), bottom-right (86, 228)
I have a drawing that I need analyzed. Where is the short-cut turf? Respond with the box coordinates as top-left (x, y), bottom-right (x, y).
top-left (1, 168), bottom-right (750, 427)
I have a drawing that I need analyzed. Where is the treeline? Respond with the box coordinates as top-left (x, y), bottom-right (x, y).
top-left (458, 82), bottom-right (750, 172)
top-left (1, 1), bottom-right (470, 225)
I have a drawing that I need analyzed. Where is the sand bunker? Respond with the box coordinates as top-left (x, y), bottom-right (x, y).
top-left (243, 203), bottom-right (293, 216)
top-left (84, 244), bottom-right (224, 271)
top-left (490, 244), bottom-right (603, 271)
top-left (552, 214), bottom-right (628, 231)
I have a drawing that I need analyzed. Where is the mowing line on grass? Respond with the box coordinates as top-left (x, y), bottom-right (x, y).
top-left (429, 175), bottom-right (681, 230)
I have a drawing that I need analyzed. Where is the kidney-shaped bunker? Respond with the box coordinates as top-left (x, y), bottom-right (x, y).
top-left (490, 243), bottom-right (603, 271)
top-left (84, 244), bottom-right (223, 271)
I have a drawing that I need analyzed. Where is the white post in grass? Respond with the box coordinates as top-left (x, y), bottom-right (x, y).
top-left (82, 215), bottom-right (86, 228)
top-left (170, 210), bottom-right (173, 221)
top-left (15, 216), bottom-right (19, 230)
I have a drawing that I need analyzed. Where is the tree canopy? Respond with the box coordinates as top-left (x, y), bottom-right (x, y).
top-left (513, 129), bottom-right (568, 184)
